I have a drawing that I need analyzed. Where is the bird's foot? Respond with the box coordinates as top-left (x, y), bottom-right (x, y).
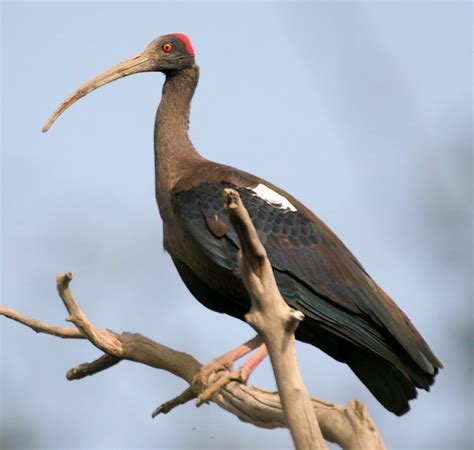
top-left (196, 366), bottom-right (250, 406)
top-left (193, 334), bottom-right (262, 387)
top-left (194, 338), bottom-right (268, 406)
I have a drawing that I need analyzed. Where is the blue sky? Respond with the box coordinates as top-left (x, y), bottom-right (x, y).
top-left (2, 2), bottom-right (472, 449)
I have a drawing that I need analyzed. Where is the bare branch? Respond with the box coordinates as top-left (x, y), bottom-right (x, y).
top-left (225, 188), bottom-right (327, 450)
top-left (214, 385), bottom-right (385, 450)
top-left (0, 306), bottom-right (83, 339)
top-left (152, 386), bottom-right (196, 418)
top-left (57, 273), bottom-right (124, 357)
top-left (2, 228), bottom-right (385, 450)
top-left (1, 281), bottom-right (384, 449)
top-left (224, 189), bottom-right (267, 270)
top-left (67, 354), bottom-right (122, 380)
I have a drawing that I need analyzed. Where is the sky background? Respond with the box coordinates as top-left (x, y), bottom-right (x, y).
top-left (1, 1), bottom-right (472, 449)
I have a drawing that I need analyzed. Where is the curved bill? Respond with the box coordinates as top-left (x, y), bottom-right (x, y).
top-left (42, 49), bottom-right (155, 132)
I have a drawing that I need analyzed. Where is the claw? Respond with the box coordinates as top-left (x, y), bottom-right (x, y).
top-left (196, 366), bottom-right (250, 406)
top-left (193, 337), bottom-right (268, 406)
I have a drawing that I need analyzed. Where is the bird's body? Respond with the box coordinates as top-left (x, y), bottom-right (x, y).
top-left (44, 34), bottom-right (442, 416)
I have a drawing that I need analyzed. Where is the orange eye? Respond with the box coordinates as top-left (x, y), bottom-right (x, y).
top-left (162, 43), bottom-right (173, 53)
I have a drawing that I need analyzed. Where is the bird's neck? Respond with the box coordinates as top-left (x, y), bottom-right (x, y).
top-left (154, 65), bottom-right (203, 214)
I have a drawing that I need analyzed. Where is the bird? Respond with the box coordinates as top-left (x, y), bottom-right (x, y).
top-left (43, 33), bottom-right (442, 416)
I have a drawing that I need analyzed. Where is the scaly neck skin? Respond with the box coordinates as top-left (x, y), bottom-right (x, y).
top-left (154, 65), bottom-right (203, 218)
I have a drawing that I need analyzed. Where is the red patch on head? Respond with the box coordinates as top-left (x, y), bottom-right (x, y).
top-left (169, 33), bottom-right (195, 57)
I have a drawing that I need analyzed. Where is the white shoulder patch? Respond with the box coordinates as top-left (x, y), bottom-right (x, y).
top-left (250, 183), bottom-right (297, 212)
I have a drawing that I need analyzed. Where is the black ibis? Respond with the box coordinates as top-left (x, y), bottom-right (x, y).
top-left (43, 33), bottom-right (442, 416)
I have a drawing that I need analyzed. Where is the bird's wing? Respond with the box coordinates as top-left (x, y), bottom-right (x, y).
top-left (172, 179), bottom-right (441, 374)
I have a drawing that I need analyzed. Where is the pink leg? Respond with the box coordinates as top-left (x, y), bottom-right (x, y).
top-left (239, 342), bottom-right (269, 381)
top-left (203, 335), bottom-right (263, 373)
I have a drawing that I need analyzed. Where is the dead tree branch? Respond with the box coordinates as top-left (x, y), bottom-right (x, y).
top-left (0, 194), bottom-right (385, 449)
top-left (224, 188), bottom-right (326, 450)
top-left (1, 274), bottom-right (384, 449)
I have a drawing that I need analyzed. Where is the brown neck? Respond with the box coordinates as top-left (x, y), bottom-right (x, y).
top-left (154, 65), bottom-right (203, 215)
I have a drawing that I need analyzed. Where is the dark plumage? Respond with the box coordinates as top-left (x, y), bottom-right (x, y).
top-left (44, 33), bottom-right (442, 416)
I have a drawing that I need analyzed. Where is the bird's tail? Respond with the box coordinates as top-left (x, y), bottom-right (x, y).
top-left (344, 344), bottom-right (438, 416)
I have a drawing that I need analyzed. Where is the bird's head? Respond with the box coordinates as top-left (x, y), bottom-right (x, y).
top-left (142, 34), bottom-right (196, 72)
top-left (42, 33), bottom-right (196, 132)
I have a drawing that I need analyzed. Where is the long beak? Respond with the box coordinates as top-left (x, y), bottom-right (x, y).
top-left (42, 49), bottom-right (156, 132)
